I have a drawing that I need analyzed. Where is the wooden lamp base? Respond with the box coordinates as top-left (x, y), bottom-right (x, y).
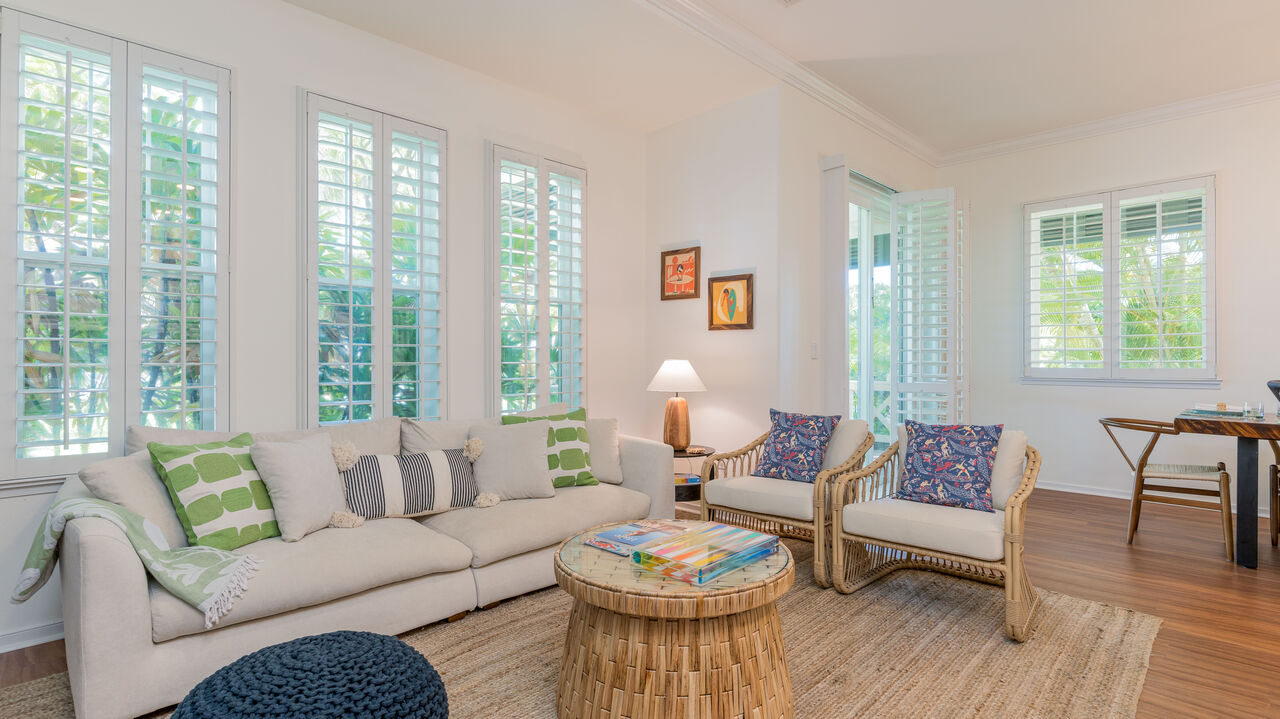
top-left (663, 396), bottom-right (691, 451)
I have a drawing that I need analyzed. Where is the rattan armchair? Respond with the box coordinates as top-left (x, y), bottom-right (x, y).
top-left (700, 428), bottom-right (875, 587)
top-left (830, 440), bottom-right (1043, 642)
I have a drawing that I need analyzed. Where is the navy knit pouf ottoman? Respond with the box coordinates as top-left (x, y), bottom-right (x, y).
top-left (173, 631), bottom-right (448, 719)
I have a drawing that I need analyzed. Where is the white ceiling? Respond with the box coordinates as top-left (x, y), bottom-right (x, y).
top-left (279, 0), bottom-right (774, 134)
top-left (702, 0), bottom-right (1280, 155)
top-left (282, 0), bottom-right (1280, 160)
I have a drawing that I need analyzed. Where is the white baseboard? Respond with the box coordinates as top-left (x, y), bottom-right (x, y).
top-left (1037, 481), bottom-right (1272, 519)
top-left (0, 621), bottom-right (63, 654)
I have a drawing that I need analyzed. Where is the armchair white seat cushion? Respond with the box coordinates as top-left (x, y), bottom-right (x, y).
top-left (703, 475), bottom-right (816, 521)
top-left (841, 498), bottom-right (1006, 562)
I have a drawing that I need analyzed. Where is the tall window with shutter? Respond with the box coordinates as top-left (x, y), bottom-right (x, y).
top-left (1024, 176), bottom-right (1215, 381)
top-left (0, 11), bottom-right (230, 477)
top-left (491, 146), bottom-right (586, 413)
top-left (303, 94), bottom-right (446, 425)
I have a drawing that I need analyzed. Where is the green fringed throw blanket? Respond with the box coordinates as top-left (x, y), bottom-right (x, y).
top-left (11, 497), bottom-right (259, 628)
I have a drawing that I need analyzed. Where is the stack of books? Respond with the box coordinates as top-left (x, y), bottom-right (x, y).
top-left (631, 523), bottom-right (778, 585)
top-left (585, 520), bottom-right (686, 556)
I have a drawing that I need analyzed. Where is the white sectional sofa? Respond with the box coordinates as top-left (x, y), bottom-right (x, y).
top-left (55, 416), bottom-right (674, 719)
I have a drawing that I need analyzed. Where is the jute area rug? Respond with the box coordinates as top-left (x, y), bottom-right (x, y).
top-left (0, 541), bottom-right (1160, 719)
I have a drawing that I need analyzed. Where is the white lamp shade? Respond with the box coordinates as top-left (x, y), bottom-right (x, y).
top-left (647, 359), bottom-right (706, 393)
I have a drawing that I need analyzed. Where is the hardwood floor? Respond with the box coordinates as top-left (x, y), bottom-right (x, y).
top-left (1, 489), bottom-right (1277, 717)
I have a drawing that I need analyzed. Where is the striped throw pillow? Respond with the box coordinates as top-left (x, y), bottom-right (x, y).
top-left (341, 449), bottom-right (478, 520)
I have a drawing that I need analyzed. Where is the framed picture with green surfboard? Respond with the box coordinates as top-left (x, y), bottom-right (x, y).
top-left (707, 273), bottom-right (753, 331)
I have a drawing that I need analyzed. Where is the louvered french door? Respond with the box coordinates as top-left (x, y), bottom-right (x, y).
top-left (889, 188), bottom-right (967, 425)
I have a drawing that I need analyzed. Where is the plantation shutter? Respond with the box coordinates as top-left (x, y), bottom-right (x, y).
top-left (546, 163), bottom-right (585, 408)
top-left (305, 94), bottom-right (448, 425)
top-left (382, 118), bottom-right (446, 420)
top-left (1021, 176), bottom-right (1215, 382)
top-left (491, 146), bottom-right (587, 414)
top-left (1023, 196), bottom-right (1108, 376)
top-left (1113, 177), bottom-right (1215, 379)
top-left (889, 188), bottom-right (965, 425)
top-left (128, 47), bottom-right (230, 432)
top-left (3, 15), bottom-right (127, 471)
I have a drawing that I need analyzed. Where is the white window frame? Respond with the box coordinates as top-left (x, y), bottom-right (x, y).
top-left (0, 10), bottom-right (231, 480)
top-left (301, 92), bottom-right (448, 427)
top-left (1022, 175), bottom-right (1217, 385)
top-left (488, 144), bottom-right (587, 414)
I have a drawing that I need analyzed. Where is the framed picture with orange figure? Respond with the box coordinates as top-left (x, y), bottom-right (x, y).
top-left (707, 273), bottom-right (753, 330)
top-left (660, 246), bottom-right (701, 300)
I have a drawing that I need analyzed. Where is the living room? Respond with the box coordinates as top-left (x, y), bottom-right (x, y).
top-left (0, 0), bottom-right (1276, 717)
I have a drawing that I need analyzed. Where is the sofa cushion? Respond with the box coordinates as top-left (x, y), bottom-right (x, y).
top-left (423, 484), bottom-right (650, 567)
top-left (585, 418), bottom-right (623, 484)
top-left (468, 421), bottom-right (555, 500)
top-left (703, 475), bottom-right (814, 521)
top-left (400, 419), bottom-right (472, 454)
top-left (128, 418), bottom-right (404, 457)
top-left (79, 452), bottom-right (188, 548)
top-left (251, 434), bottom-right (347, 542)
top-left (753, 409), bottom-right (842, 483)
top-left (841, 498), bottom-right (1005, 561)
top-left (149, 519), bottom-right (472, 642)
top-left (258, 418), bottom-right (403, 456)
top-left (501, 408), bottom-right (599, 488)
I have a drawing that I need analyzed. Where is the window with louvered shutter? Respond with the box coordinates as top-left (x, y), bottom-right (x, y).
top-left (2, 11), bottom-right (231, 477)
top-left (491, 146), bottom-right (587, 414)
top-left (1023, 176), bottom-right (1216, 382)
top-left (134, 55), bottom-right (228, 431)
top-left (12, 31), bottom-right (118, 460)
top-left (304, 94), bottom-right (447, 426)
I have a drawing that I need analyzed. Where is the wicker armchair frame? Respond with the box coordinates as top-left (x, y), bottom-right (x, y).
top-left (830, 442), bottom-right (1043, 642)
top-left (699, 431), bottom-right (876, 588)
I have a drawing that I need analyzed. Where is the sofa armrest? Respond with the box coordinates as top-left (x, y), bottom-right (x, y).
top-left (60, 514), bottom-right (156, 718)
top-left (619, 435), bottom-right (675, 520)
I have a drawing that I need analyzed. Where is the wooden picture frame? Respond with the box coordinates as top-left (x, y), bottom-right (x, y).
top-left (707, 273), bottom-right (753, 330)
top-left (660, 246), bottom-right (701, 300)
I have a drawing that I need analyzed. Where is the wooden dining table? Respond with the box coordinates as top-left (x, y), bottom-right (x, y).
top-left (1173, 412), bottom-right (1280, 568)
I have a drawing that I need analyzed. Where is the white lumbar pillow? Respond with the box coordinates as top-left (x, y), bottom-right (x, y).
top-left (468, 420), bottom-right (555, 500)
top-left (250, 433), bottom-right (347, 542)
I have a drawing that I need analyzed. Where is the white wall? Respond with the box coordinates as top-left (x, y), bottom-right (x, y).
top-left (643, 85), bottom-right (936, 454)
top-left (938, 98), bottom-right (1280, 506)
top-left (644, 88), bottom-right (782, 454)
top-left (0, 0), bottom-right (649, 647)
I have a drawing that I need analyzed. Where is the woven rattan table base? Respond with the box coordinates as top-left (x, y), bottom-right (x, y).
top-left (554, 522), bottom-right (795, 719)
top-left (557, 598), bottom-right (792, 719)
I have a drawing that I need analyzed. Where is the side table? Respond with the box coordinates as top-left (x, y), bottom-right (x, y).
top-left (555, 521), bottom-right (795, 719)
top-left (674, 444), bottom-right (714, 502)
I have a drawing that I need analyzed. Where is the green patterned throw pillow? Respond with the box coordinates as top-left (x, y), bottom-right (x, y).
top-left (501, 408), bottom-right (599, 488)
top-left (148, 433), bottom-right (279, 550)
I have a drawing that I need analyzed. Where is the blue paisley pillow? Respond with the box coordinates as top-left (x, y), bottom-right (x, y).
top-left (752, 409), bottom-right (841, 483)
top-left (897, 420), bottom-right (1003, 512)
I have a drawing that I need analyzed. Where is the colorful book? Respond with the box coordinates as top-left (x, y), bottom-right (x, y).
top-left (631, 522), bottom-right (778, 584)
top-left (585, 520), bottom-right (688, 556)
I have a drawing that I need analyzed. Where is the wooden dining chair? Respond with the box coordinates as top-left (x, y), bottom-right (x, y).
top-left (1099, 418), bottom-right (1234, 561)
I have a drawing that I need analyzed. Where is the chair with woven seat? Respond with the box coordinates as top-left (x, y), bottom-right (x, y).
top-left (700, 419), bottom-right (874, 587)
top-left (1099, 417), bottom-right (1234, 561)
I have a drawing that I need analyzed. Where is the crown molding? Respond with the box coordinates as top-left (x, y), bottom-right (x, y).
top-left (638, 0), bottom-right (941, 166)
top-left (938, 80), bottom-right (1280, 167)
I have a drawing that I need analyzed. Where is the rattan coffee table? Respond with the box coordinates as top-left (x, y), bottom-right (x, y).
top-left (553, 520), bottom-right (795, 719)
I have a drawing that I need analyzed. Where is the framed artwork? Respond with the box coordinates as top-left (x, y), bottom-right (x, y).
top-left (707, 273), bottom-right (753, 330)
top-left (660, 246), bottom-right (701, 300)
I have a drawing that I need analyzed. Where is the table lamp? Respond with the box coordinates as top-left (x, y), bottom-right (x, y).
top-left (647, 359), bottom-right (706, 451)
